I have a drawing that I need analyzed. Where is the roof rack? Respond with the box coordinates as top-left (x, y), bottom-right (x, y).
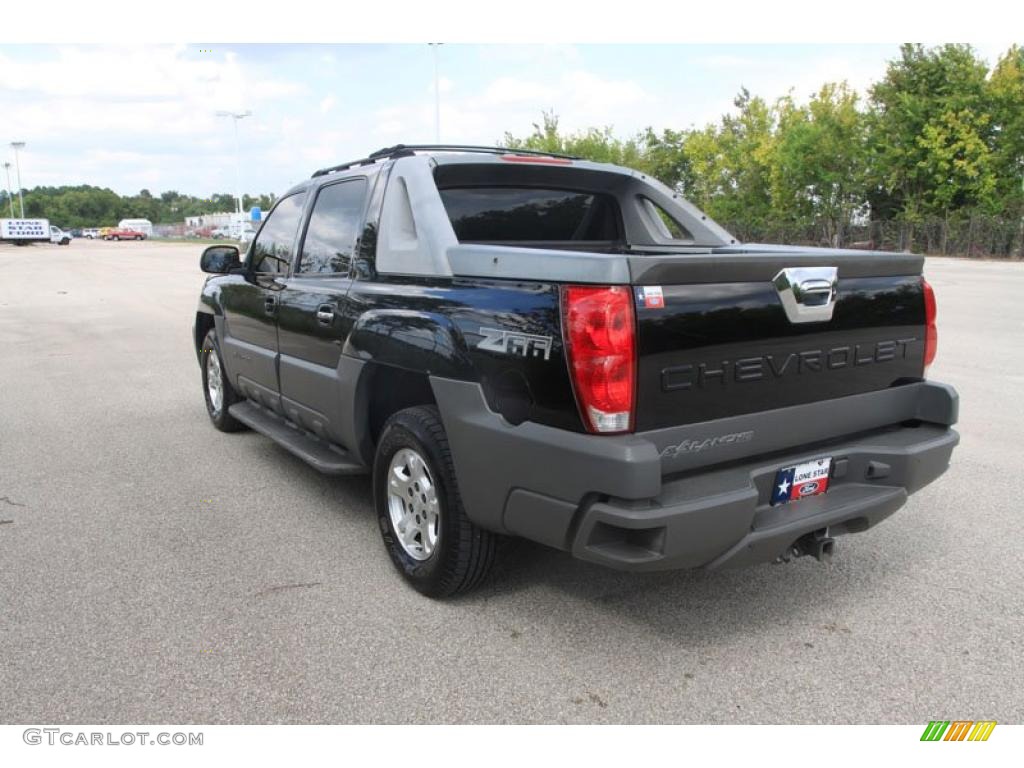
top-left (310, 144), bottom-right (581, 178)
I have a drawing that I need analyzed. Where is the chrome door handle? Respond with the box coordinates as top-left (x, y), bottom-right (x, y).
top-left (316, 305), bottom-right (334, 325)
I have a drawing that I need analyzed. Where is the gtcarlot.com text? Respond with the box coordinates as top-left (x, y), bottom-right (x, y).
top-left (23, 728), bottom-right (203, 746)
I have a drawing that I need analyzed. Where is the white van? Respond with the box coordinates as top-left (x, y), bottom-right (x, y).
top-left (117, 218), bottom-right (154, 238)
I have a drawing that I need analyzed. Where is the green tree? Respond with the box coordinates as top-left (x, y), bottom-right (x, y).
top-left (681, 89), bottom-right (777, 235)
top-left (867, 43), bottom-right (992, 239)
top-left (502, 111), bottom-right (644, 167)
top-left (988, 46), bottom-right (1024, 209)
top-left (771, 82), bottom-right (869, 245)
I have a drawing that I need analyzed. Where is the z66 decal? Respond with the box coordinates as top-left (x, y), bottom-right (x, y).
top-left (478, 327), bottom-right (553, 360)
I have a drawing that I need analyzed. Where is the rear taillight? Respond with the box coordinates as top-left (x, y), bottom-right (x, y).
top-left (923, 278), bottom-right (938, 370)
top-left (560, 285), bottom-right (636, 434)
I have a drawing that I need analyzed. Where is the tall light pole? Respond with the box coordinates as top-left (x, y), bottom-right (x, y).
top-left (10, 142), bottom-right (26, 218)
top-left (215, 111), bottom-right (251, 215)
top-left (428, 43), bottom-right (442, 143)
top-left (2, 162), bottom-right (13, 217)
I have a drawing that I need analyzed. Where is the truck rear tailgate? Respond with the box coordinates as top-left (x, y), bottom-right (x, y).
top-left (631, 248), bottom-right (928, 432)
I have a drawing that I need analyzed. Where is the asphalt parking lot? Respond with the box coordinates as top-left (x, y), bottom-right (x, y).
top-left (0, 239), bottom-right (1021, 724)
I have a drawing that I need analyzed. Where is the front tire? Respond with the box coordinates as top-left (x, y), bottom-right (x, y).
top-left (374, 406), bottom-right (496, 597)
top-left (200, 328), bottom-right (245, 432)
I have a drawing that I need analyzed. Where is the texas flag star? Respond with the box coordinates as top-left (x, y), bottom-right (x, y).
top-left (777, 477), bottom-right (791, 495)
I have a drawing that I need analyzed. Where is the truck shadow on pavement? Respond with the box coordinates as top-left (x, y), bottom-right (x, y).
top-left (468, 536), bottom-right (882, 643)
top-left (315, 462), bottom-right (896, 647)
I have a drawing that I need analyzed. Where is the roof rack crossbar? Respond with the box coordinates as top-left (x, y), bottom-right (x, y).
top-left (311, 144), bottom-right (581, 178)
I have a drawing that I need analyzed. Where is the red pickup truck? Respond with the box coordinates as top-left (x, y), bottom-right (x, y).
top-left (103, 228), bottom-right (147, 241)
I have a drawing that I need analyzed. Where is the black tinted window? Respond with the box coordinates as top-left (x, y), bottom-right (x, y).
top-left (439, 187), bottom-right (621, 242)
top-left (251, 193), bottom-right (305, 274)
top-left (299, 179), bottom-right (367, 275)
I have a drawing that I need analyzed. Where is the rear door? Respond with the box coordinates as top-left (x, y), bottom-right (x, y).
top-left (276, 176), bottom-right (369, 442)
top-left (219, 191), bottom-right (306, 413)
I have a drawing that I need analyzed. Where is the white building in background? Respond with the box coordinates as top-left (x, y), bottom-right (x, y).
top-left (118, 218), bottom-right (154, 237)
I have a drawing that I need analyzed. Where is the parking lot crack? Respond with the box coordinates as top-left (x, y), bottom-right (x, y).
top-left (254, 581), bottom-right (322, 598)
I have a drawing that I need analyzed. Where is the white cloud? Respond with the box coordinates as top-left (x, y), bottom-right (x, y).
top-left (0, 45), bottom-right (310, 195)
top-left (484, 76), bottom-right (559, 105)
top-left (320, 95), bottom-right (336, 113)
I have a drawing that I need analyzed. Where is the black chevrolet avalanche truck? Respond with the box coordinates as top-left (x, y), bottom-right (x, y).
top-left (193, 144), bottom-right (959, 597)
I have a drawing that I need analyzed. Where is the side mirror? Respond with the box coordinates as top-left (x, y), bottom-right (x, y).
top-left (200, 245), bottom-right (241, 274)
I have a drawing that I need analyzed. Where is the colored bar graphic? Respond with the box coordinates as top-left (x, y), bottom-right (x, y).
top-left (921, 721), bottom-right (950, 741)
top-left (921, 720), bottom-right (996, 742)
top-left (968, 721), bottom-right (997, 741)
top-left (944, 721), bottom-right (973, 741)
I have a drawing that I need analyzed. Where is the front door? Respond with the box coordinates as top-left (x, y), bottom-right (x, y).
top-left (277, 177), bottom-right (369, 443)
top-left (219, 191), bottom-right (306, 413)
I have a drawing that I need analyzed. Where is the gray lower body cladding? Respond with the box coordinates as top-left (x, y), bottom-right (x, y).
top-left (430, 377), bottom-right (959, 571)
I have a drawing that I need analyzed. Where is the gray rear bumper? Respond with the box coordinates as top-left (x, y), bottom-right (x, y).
top-left (431, 378), bottom-right (959, 571)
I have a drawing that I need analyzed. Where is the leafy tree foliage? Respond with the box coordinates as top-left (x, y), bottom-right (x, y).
top-left (501, 44), bottom-right (1024, 255)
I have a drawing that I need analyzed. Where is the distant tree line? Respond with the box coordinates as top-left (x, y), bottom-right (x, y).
top-left (503, 44), bottom-right (1024, 257)
top-left (0, 186), bottom-right (277, 229)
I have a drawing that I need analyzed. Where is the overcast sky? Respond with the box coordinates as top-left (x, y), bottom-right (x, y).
top-left (0, 43), bottom-right (1010, 198)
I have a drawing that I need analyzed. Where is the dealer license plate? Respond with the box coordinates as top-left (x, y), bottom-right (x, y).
top-left (770, 457), bottom-right (832, 506)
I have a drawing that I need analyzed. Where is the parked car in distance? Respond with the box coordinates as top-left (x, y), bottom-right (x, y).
top-left (49, 225), bottom-right (71, 245)
top-left (118, 218), bottom-right (154, 238)
top-left (81, 228), bottom-right (100, 239)
top-left (211, 227), bottom-right (233, 239)
top-left (103, 228), bottom-right (146, 241)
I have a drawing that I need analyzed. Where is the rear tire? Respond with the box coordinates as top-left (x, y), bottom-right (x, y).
top-left (200, 328), bottom-right (245, 432)
top-left (373, 406), bottom-right (496, 597)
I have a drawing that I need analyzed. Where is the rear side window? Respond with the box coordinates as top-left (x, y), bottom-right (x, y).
top-left (298, 178), bottom-right (368, 275)
top-left (640, 197), bottom-right (693, 241)
top-left (250, 192), bottom-right (306, 274)
top-left (438, 187), bottom-right (621, 242)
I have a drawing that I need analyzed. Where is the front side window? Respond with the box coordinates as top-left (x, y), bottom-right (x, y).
top-left (438, 187), bottom-right (621, 242)
top-left (250, 192), bottom-right (306, 274)
top-left (298, 179), bottom-right (368, 275)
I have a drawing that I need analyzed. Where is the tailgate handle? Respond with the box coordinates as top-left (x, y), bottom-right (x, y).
top-left (798, 279), bottom-right (834, 306)
top-left (773, 267), bottom-right (838, 324)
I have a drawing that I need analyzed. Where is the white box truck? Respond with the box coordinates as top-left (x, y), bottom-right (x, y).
top-left (1, 218), bottom-right (50, 243)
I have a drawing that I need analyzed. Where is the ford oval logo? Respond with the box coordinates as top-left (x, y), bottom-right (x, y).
top-left (799, 482), bottom-right (819, 496)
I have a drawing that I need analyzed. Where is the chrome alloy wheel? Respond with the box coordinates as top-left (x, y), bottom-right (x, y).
top-left (206, 349), bottom-right (223, 415)
top-left (387, 448), bottom-right (440, 560)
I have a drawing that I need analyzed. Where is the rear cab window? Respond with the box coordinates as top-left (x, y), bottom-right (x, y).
top-left (438, 187), bottom-right (623, 245)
